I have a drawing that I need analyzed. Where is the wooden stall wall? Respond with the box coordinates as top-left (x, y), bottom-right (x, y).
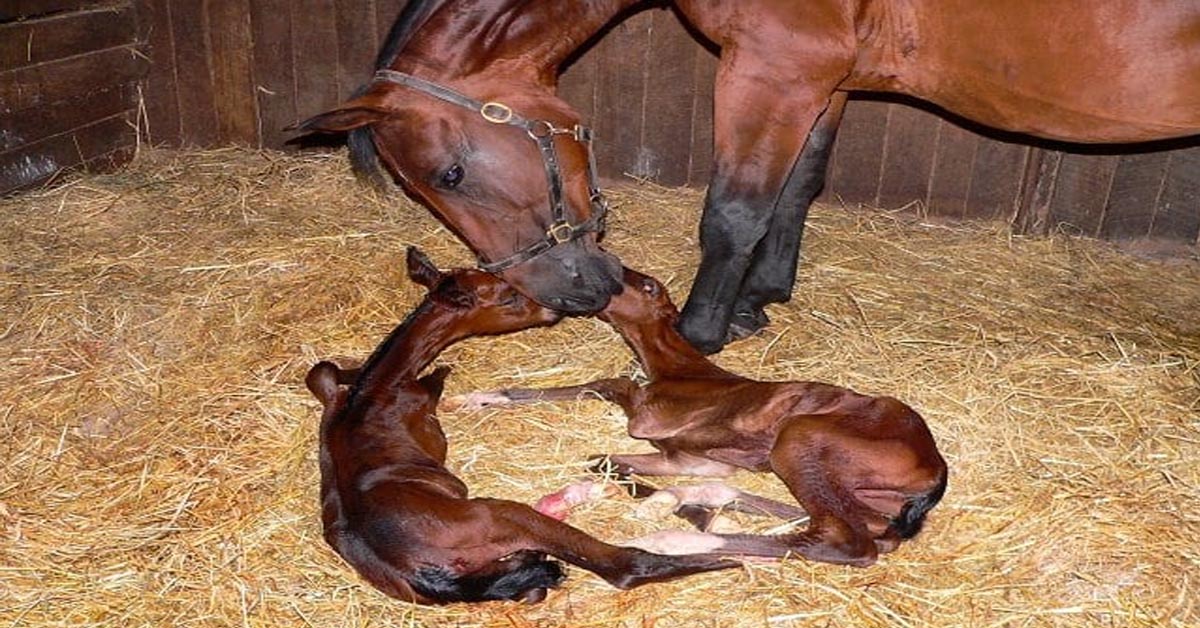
top-left (123, 2), bottom-right (1200, 246)
top-left (0, 1), bottom-right (147, 194)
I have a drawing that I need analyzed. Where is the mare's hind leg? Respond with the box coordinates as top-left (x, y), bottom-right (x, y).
top-left (728, 92), bottom-right (848, 342)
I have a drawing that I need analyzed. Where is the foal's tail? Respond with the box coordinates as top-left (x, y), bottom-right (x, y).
top-left (891, 469), bottom-right (948, 539)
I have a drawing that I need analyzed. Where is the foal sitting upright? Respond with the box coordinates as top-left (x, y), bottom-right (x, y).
top-left (306, 249), bottom-right (738, 605)
top-left (457, 268), bottom-right (948, 567)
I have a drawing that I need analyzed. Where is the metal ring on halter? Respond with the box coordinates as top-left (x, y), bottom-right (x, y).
top-left (480, 102), bottom-right (514, 124)
top-left (526, 119), bottom-right (558, 140)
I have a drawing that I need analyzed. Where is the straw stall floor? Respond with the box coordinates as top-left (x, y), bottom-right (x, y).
top-left (2, 148), bottom-right (1198, 627)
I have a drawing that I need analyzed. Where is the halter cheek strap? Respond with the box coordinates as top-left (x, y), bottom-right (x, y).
top-left (371, 69), bottom-right (609, 273)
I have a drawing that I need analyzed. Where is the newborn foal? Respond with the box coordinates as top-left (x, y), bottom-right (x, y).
top-left (307, 249), bottom-right (738, 605)
top-left (458, 268), bottom-right (948, 567)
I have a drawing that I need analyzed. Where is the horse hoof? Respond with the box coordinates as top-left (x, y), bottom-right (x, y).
top-left (635, 490), bottom-right (681, 521)
top-left (726, 309), bottom-right (770, 343)
top-left (441, 391), bottom-right (509, 412)
top-left (705, 513), bottom-right (742, 534)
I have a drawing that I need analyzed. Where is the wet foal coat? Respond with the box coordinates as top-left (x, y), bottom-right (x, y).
top-left (460, 268), bottom-right (948, 567)
top-left (307, 249), bottom-right (737, 604)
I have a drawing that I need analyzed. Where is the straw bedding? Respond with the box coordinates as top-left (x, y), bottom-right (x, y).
top-left (1, 147), bottom-right (1197, 627)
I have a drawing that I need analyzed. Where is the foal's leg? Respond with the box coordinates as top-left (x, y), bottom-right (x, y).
top-left (677, 46), bottom-right (854, 354)
top-left (444, 378), bottom-right (639, 413)
top-left (477, 498), bottom-right (740, 590)
top-left (728, 92), bottom-right (848, 341)
top-left (634, 483), bottom-right (808, 525)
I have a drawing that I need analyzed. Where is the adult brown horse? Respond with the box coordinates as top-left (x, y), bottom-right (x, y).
top-left (296, 0), bottom-right (1200, 353)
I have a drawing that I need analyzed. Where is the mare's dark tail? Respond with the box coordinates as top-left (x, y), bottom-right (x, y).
top-left (891, 469), bottom-right (948, 539)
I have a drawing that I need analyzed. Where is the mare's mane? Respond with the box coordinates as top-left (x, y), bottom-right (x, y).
top-left (349, 0), bottom-right (443, 187)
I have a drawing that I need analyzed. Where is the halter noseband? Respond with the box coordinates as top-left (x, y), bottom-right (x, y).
top-left (371, 69), bottom-right (609, 273)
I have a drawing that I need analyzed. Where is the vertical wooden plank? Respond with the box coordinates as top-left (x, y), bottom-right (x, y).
top-left (291, 1), bottom-right (340, 127)
top-left (1151, 147), bottom-right (1200, 242)
top-left (875, 102), bottom-right (938, 210)
top-left (966, 139), bottom-right (1029, 222)
top-left (334, 0), bottom-right (377, 99)
top-left (375, 0), bottom-right (409, 52)
top-left (827, 97), bottom-right (889, 206)
top-left (558, 43), bottom-right (598, 124)
top-left (1099, 151), bottom-right (1169, 240)
top-left (208, 0), bottom-right (257, 144)
top-left (134, 0), bottom-right (181, 145)
top-left (638, 8), bottom-right (695, 186)
top-left (591, 14), bottom-right (649, 180)
top-left (249, 0), bottom-right (295, 148)
top-left (1044, 152), bottom-right (1117, 237)
top-left (926, 118), bottom-right (978, 218)
top-left (686, 44), bottom-right (717, 187)
top-left (167, 0), bottom-right (218, 145)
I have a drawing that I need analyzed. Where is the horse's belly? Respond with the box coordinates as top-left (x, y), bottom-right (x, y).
top-left (848, 0), bottom-right (1200, 143)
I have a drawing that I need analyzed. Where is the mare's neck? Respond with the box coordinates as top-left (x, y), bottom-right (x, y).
top-left (352, 301), bottom-right (463, 396)
top-left (393, 0), bottom-right (646, 83)
top-left (611, 318), bottom-right (735, 381)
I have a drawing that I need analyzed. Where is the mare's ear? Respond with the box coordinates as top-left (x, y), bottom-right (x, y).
top-left (406, 247), bottom-right (444, 288)
top-left (288, 94), bottom-right (394, 133)
top-left (419, 366), bottom-right (451, 398)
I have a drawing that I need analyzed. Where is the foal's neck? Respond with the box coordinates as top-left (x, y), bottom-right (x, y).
top-left (393, 0), bottom-right (646, 82)
top-left (611, 314), bottom-right (735, 382)
top-left (352, 301), bottom-right (465, 396)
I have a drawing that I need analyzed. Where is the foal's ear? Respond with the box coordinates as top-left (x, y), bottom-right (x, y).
top-left (419, 365), bottom-right (451, 398)
top-left (406, 246), bottom-right (444, 288)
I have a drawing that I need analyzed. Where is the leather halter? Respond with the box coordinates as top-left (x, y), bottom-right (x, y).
top-left (371, 69), bottom-right (609, 273)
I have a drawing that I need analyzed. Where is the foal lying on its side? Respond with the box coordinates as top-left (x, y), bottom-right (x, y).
top-left (307, 249), bottom-right (738, 605)
top-left (456, 268), bottom-right (948, 567)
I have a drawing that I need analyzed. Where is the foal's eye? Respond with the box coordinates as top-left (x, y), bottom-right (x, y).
top-left (440, 164), bottom-right (465, 189)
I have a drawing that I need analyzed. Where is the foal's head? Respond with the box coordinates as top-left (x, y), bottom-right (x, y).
top-left (405, 247), bottom-right (564, 336)
top-left (600, 267), bottom-right (680, 328)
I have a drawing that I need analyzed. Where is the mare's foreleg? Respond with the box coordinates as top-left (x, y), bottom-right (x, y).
top-left (729, 92), bottom-right (848, 341)
top-left (678, 52), bottom-right (853, 354)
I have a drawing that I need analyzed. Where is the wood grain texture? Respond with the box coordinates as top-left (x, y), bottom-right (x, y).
top-left (166, 0), bottom-right (217, 145)
top-left (134, 0), bottom-right (182, 146)
top-left (248, 0), bottom-right (295, 147)
top-left (638, 8), bottom-right (695, 186)
top-left (0, 112), bottom-right (134, 194)
top-left (1152, 147), bottom-right (1200, 243)
top-left (1100, 152), bottom-right (1170, 240)
top-left (876, 102), bottom-right (938, 210)
top-left (0, 0), bottom-right (108, 21)
top-left (1045, 152), bottom-right (1117, 237)
top-left (208, 0), bottom-right (258, 143)
top-left (827, 98), bottom-right (889, 206)
top-left (927, 118), bottom-right (978, 218)
top-left (0, 44), bottom-right (147, 113)
top-left (0, 3), bottom-right (135, 69)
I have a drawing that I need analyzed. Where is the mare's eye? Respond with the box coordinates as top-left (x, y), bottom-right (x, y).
top-left (440, 164), bottom-right (465, 189)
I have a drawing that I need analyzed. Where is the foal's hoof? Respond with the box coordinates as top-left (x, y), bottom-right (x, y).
top-left (634, 490), bottom-right (682, 521)
top-left (441, 391), bottom-right (510, 412)
top-left (726, 309), bottom-right (770, 343)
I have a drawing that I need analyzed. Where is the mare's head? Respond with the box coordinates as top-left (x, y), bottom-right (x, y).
top-left (406, 247), bottom-right (564, 336)
top-left (297, 75), bottom-right (623, 316)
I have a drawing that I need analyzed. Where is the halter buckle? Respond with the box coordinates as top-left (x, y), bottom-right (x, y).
top-left (480, 102), bottom-right (514, 124)
top-left (547, 221), bottom-right (575, 244)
